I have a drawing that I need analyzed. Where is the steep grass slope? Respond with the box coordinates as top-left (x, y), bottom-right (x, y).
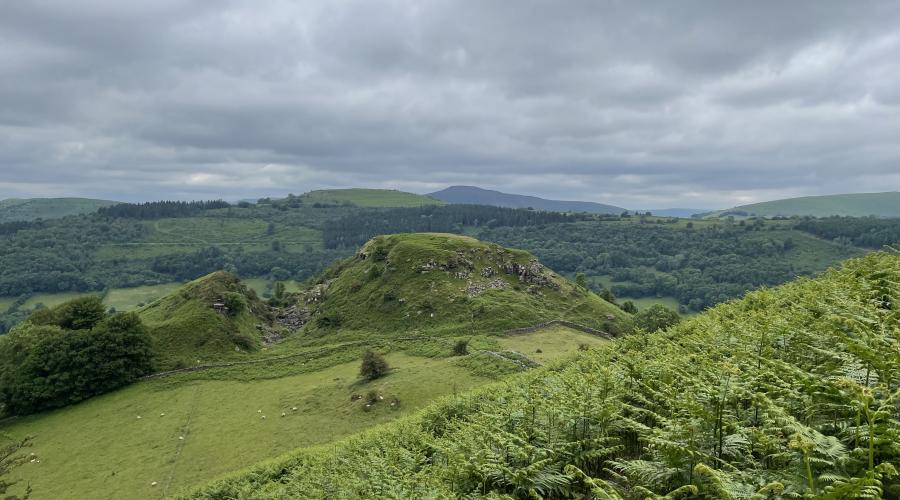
top-left (298, 188), bottom-right (443, 207)
top-left (300, 233), bottom-right (630, 336)
top-left (188, 251), bottom-right (900, 499)
top-left (429, 185), bottom-right (625, 213)
top-left (137, 272), bottom-right (276, 370)
top-left (708, 191), bottom-right (900, 218)
top-left (0, 197), bottom-right (118, 222)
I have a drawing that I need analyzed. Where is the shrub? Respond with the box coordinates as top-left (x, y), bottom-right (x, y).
top-left (452, 339), bottom-right (469, 356)
top-left (633, 304), bottom-right (681, 332)
top-left (0, 309), bottom-right (154, 415)
top-left (28, 295), bottom-right (106, 331)
top-left (359, 350), bottom-right (389, 380)
top-left (620, 301), bottom-right (638, 314)
top-left (222, 292), bottom-right (246, 316)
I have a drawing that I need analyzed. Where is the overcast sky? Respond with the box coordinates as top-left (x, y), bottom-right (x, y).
top-left (1, 1), bottom-right (899, 209)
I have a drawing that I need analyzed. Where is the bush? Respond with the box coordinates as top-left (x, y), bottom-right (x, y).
top-left (222, 292), bottom-right (246, 316)
top-left (633, 304), bottom-right (681, 333)
top-left (28, 295), bottom-right (106, 330)
top-left (359, 350), bottom-right (389, 380)
top-left (452, 339), bottom-right (469, 356)
top-left (0, 308), bottom-right (154, 415)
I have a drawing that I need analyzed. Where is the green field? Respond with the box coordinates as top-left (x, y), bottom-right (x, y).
top-left (498, 326), bottom-right (609, 363)
top-left (4, 284), bottom-right (185, 315)
top-left (104, 283), bottom-right (183, 311)
top-left (299, 188), bottom-right (443, 207)
top-left (1, 326), bottom-right (597, 499)
top-left (707, 191), bottom-right (900, 218)
top-left (20, 291), bottom-right (87, 310)
top-left (0, 297), bottom-right (15, 313)
top-left (241, 278), bottom-right (305, 297)
top-left (0, 197), bottom-right (118, 222)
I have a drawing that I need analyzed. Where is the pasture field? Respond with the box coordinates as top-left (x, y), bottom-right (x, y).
top-left (1, 326), bottom-right (598, 499)
top-left (299, 188), bottom-right (443, 207)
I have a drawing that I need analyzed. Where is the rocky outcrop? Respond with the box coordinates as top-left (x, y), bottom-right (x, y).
top-left (275, 305), bottom-right (310, 332)
top-left (465, 278), bottom-right (508, 297)
top-left (500, 259), bottom-right (559, 289)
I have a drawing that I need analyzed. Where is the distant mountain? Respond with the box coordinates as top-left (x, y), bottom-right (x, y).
top-left (0, 197), bottom-right (119, 223)
top-left (427, 186), bottom-right (625, 214)
top-left (705, 192), bottom-right (900, 218)
top-left (645, 208), bottom-right (709, 218)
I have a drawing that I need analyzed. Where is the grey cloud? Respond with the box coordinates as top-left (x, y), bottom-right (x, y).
top-left (0, 0), bottom-right (899, 208)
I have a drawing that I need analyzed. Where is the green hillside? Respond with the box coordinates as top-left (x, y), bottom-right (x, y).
top-left (0, 197), bottom-right (118, 222)
top-left (298, 188), bottom-right (443, 207)
top-left (428, 185), bottom-right (625, 213)
top-left (707, 191), bottom-right (900, 218)
top-left (301, 233), bottom-right (630, 336)
top-left (0, 237), bottom-right (621, 499)
top-left (187, 251), bottom-right (900, 499)
top-left (137, 272), bottom-right (277, 370)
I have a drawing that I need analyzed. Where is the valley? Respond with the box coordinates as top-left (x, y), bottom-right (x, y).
top-left (1, 191), bottom-right (899, 499)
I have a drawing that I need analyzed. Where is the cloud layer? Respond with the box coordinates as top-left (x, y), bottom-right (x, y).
top-left (1, 0), bottom-right (899, 208)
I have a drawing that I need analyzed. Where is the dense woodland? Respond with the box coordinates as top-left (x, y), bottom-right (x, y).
top-left (479, 220), bottom-right (861, 311)
top-left (322, 204), bottom-right (589, 248)
top-left (96, 200), bottom-right (230, 219)
top-left (794, 216), bottom-right (900, 248)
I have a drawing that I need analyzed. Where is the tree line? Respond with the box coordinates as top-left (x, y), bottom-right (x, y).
top-left (794, 216), bottom-right (900, 248)
top-left (322, 204), bottom-right (589, 248)
top-left (97, 200), bottom-right (230, 219)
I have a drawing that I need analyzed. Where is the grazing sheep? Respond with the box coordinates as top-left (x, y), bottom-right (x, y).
top-left (291, 407), bottom-right (297, 411)
top-left (159, 413), bottom-right (165, 417)
top-left (281, 412), bottom-right (286, 417)
top-left (151, 482), bottom-right (158, 487)
top-left (136, 416), bottom-right (142, 419)
top-left (178, 436), bottom-right (184, 440)
top-left (261, 415), bottom-right (267, 419)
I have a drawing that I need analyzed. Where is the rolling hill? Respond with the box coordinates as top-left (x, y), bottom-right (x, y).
top-left (137, 272), bottom-right (278, 370)
top-left (428, 185), bottom-right (625, 214)
top-left (297, 188), bottom-right (443, 207)
top-left (300, 233), bottom-right (630, 336)
top-left (0, 234), bottom-right (623, 499)
top-left (706, 191), bottom-right (900, 218)
top-left (187, 251), bottom-right (900, 499)
top-left (0, 197), bottom-right (119, 222)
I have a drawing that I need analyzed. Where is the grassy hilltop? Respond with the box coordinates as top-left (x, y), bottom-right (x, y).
top-left (0, 197), bottom-right (118, 222)
top-left (706, 191), bottom-right (900, 218)
top-left (137, 272), bottom-right (277, 370)
top-left (298, 188), bottom-right (443, 207)
top-left (302, 233), bottom-right (629, 336)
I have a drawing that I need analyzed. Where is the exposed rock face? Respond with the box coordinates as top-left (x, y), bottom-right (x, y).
top-left (465, 278), bottom-right (508, 297)
top-left (299, 280), bottom-right (333, 304)
top-left (500, 259), bottom-right (560, 289)
top-left (275, 305), bottom-right (310, 332)
top-left (418, 254), bottom-right (475, 273)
